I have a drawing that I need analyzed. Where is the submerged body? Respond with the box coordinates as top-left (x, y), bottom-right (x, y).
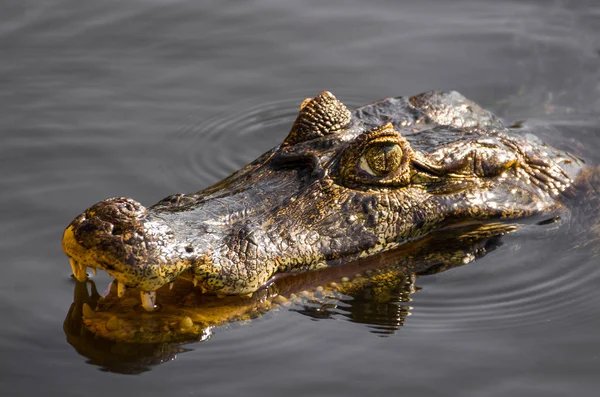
top-left (62, 91), bottom-right (583, 311)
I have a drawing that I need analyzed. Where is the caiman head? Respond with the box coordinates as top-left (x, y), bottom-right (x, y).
top-left (62, 91), bottom-right (581, 311)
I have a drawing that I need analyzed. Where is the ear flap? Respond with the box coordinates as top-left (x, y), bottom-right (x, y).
top-left (284, 91), bottom-right (351, 146)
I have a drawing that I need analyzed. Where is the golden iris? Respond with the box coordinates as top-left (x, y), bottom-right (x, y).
top-left (360, 143), bottom-right (403, 176)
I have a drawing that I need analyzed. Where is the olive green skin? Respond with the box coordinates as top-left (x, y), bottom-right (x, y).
top-left (62, 91), bottom-right (582, 297)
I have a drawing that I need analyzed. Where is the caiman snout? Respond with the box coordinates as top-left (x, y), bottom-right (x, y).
top-left (62, 197), bottom-right (195, 311)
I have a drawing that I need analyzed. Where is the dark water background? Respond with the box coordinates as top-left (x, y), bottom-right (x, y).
top-left (2, 0), bottom-right (600, 396)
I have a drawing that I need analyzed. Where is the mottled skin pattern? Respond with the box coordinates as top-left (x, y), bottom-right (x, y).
top-left (62, 91), bottom-right (583, 311)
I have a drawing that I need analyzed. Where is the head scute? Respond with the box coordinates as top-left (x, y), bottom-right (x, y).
top-left (408, 91), bottom-right (504, 129)
top-left (284, 91), bottom-right (351, 146)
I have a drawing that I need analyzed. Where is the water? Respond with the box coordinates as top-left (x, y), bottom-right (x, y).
top-left (2, 0), bottom-right (600, 395)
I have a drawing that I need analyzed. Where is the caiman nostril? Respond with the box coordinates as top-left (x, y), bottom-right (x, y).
top-left (86, 197), bottom-right (148, 223)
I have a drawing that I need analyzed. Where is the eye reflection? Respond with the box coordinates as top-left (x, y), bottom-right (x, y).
top-left (360, 143), bottom-right (403, 176)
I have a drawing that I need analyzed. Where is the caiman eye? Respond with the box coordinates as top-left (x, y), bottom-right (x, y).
top-left (360, 143), bottom-right (403, 176)
top-left (337, 123), bottom-right (414, 188)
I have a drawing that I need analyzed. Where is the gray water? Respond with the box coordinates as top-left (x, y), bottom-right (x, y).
top-left (2, 0), bottom-right (600, 396)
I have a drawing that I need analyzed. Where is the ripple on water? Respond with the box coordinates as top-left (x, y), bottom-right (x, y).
top-left (405, 226), bottom-right (600, 333)
top-left (156, 92), bottom-right (368, 193)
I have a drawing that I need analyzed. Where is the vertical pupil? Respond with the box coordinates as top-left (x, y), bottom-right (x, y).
top-left (366, 143), bottom-right (402, 175)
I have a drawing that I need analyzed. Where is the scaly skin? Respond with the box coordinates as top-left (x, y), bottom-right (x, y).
top-left (62, 91), bottom-right (584, 312)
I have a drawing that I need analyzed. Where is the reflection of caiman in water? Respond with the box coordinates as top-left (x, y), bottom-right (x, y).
top-left (64, 223), bottom-right (510, 373)
top-left (62, 91), bottom-right (597, 372)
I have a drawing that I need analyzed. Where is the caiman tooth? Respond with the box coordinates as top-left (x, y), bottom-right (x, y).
top-left (69, 258), bottom-right (87, 282)
top-left (193, 279), bottom-right (198, 287)
top-left (90, 267), bottom-right (97, 276)
top-left (140, 290), bottom-right (157, 312)
top-left (117, 281), bottom-right (126, 298)
top-left (69, 258), bottom-right (77, 277)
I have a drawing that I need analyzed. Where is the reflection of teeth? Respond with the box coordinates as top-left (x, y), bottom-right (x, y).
top-left (169, 282), bottom-right (174, 290)
top-left (69, 258), bottom-right (87, 282)
top-left (106, 316), bottom-right (121, 331)
top-left (179, 316), bottom-right (193, 330)
top-left (82, 303), bottom-right (96, 319)
top-left (193, 279), bottom-right (198, 287)
top-left (117, 281), bottom-right (126, 298)
top-left (140, 291), bottom-right (156, 312)
top-left (217, 294), bottom-right (226, 299)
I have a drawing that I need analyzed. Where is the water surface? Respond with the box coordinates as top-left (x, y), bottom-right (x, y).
top-left (2, 0), bottom-right (600, 396)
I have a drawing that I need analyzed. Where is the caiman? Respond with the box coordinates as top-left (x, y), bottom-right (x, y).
top-left (62, 90), bottom-right (586, 316)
